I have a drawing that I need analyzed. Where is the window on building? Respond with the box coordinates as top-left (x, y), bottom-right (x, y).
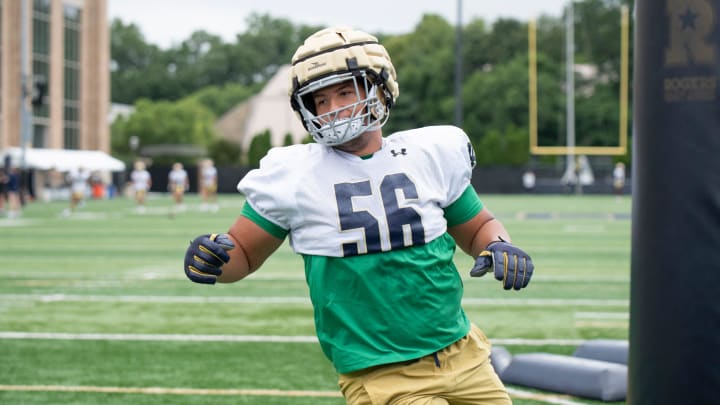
top-left (33, 123), bottom-right (47, 148)
top-left (32, 2), bottom-right (50, 55)
top-left (63, 4), bottom-right (82, 150)
top-left (33, 0), bottom-right (51, 13)
top-left (64, 126), bottom-right (79, 150)
top-left (31, 0), bottom-right (51, 146)
top-left (32, 60), bottom-right (49, 118)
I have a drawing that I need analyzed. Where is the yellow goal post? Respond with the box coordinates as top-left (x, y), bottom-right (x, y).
top-left (528, 5), bottom-right (630, 156)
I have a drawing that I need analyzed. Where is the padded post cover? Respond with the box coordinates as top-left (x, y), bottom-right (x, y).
top-left (501, 353), bottom-right (627, 401)
top-left (573, 339), bottom-right (628, 365)
top-left (489, 345), bottom-right (512, 377)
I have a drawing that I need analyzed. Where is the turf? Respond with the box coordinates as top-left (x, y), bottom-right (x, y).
top-left (0, 192), bottom-right (631, 404)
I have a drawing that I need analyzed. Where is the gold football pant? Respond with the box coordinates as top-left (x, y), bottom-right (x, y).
top-left (338, 324), bottom-right (511, 405)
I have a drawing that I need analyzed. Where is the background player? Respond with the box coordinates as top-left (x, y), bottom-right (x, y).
top-left (5, 167), bottom-right (22, 219)
top-left (130, 160), bottom-right (152, 213)
top-left (199, 158), bottom-right (218, 212)
top-left (612, 161), bottom-right (626, 201)
top-left (183, 26), bottom-right (533, 404)
top-left (167, 162), bottom-right (189, 214)
top-left (64, 166), bottom-right (90, 217)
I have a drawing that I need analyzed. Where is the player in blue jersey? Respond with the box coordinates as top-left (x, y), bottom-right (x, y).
top-left (184, 26), bottom-right (534, 404)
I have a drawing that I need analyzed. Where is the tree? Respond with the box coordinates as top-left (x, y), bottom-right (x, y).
top-left (108, 7), bottom-right (634, 168)
top-left (208, 138), bottom-right (243, 166)
top-left (383, 14), bottom-right (457, 133)
top-left (188, 83), bottom-right (257, 117)
top-left (111, 98), bottom-right (218, 164)
top-left (110, 19), bottom-right (164, 103)
top-left (166, 30), bottom-right (227, 93)
top-left (484, 18), bottom-right (529, 66)
top-left (110, 15), bottom-right (313, 103)
top-left (246, 130), bottom-right (272, 167)
top-left (474, 125), bottom-right (529, 166)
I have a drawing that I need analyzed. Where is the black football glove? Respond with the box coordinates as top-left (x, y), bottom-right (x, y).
top-left (470, 238), bottom-right (534, 290)
top-left (184, 233), bottom-right (235, 284)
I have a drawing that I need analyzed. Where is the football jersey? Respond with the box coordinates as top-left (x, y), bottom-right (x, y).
top-left (68, 169), bottom-right (90, 194)
top-left (200, 166), bottom-right (217, 187)
top-left (240, 126), bottom-right (475, 256)
top-left (168, 169), bottom-right (188, 188)
top-left (238, 125), bottom-right (480, 373)
top-left (131, 170), bottom-right (151, 191)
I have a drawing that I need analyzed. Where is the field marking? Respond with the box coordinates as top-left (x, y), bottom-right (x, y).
top-left (536, 276), bottom-right (628, 283)
top-left (0, 294), bottom-right (628, 307)
top-left (0, 332), bottom-right (319, 343)
top-left (1, 273), bottom-right (631, 283)
top-left (463, 298), bottom-right (627, 307)
top-left (574, 321), bottom-right (628, 329)
top-left (562, 224), bottom-right (606, 233)
top-left (492, 338), bottom-right (586, 346)
top-left (0, 218), bottom-right (33, 227)
top-left (574, 311), bottom-right (628, 319)
top-left (0, 385), bottom-right (589, 404)
top-left (0, 331), bottom-right (586, 346)
top-left (506, 387), bottom-right (588, 405)
top-left (573, 312), bottom-right (629, 329)
top-left (514, 211), bottom-right (630, 223)
top-left (0, 384), bottom-right (341, 398)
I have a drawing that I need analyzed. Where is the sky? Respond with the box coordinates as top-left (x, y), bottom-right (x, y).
top-left (108, 0), bottom-right (570, 49)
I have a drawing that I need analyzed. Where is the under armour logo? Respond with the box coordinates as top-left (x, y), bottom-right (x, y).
top-left (390, 148), bottom-right (407, 157)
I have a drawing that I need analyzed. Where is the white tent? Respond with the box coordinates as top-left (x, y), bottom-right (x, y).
top-left (1, 147), bottom-right (126, 172)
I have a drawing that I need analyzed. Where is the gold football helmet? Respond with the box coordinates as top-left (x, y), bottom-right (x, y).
top-left (288, 26), bottom-right (399, 146)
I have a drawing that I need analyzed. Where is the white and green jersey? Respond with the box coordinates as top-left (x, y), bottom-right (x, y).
top-left (238, 125), bottom-right (483, 373)
top-left (200, 166), bottom-right (217, 187)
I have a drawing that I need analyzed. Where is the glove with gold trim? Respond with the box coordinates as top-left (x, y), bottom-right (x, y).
top-left (184, 233), bottom-right (234, 284)
top-left (470, 238), bottom-right (533, 290)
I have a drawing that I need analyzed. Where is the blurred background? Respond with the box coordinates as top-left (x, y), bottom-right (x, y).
top-left (0, 0), bottom-right (634, 204)
top-left (0, 2), bottom-right (639, 404)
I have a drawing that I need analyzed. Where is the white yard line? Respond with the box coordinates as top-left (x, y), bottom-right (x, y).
top-left (0, 384), bottom-right (341, 397)
top-left (463, 298), bottom-right (627, 306)
top-left (492, 338), bottom-right (586, 346)
top-left (506, 387), bottom-right (589, 405)
top-left (574, 311), bottom-right (629, 319)
top-left (0, 293), bottom-right (628, 307)
top-left (0, 384), bottom-right (590, 404)
top-left (574, 321), bottom-right (628, 329)
top-left (0, 332), bottom-right (319, 342)
top-left (0, 294), bottom-right (312, 304)
top-left (0, 331), bottom-right (585, 346)
top-left (4, 273), bottom-right (629, 282)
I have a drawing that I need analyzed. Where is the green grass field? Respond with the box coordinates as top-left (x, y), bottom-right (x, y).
top-left (0, 192), bottom-right (631, 404)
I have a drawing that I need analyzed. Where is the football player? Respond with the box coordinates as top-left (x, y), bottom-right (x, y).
top-left (167, 162), bottom-right (189, 213)
top-left (64, 166), bottom-right (90, 216)
top-left (199, 158), bottom-right (218, 212)
top-left (184, 26), bottom-right (534, 404)
top-left (130, 161), bottom-right (151, 214)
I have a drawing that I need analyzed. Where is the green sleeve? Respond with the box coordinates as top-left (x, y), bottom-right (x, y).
top-left (240, 202), bottom-right (289, 239)
top-left (443, 185), bottom-right (484, 227)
